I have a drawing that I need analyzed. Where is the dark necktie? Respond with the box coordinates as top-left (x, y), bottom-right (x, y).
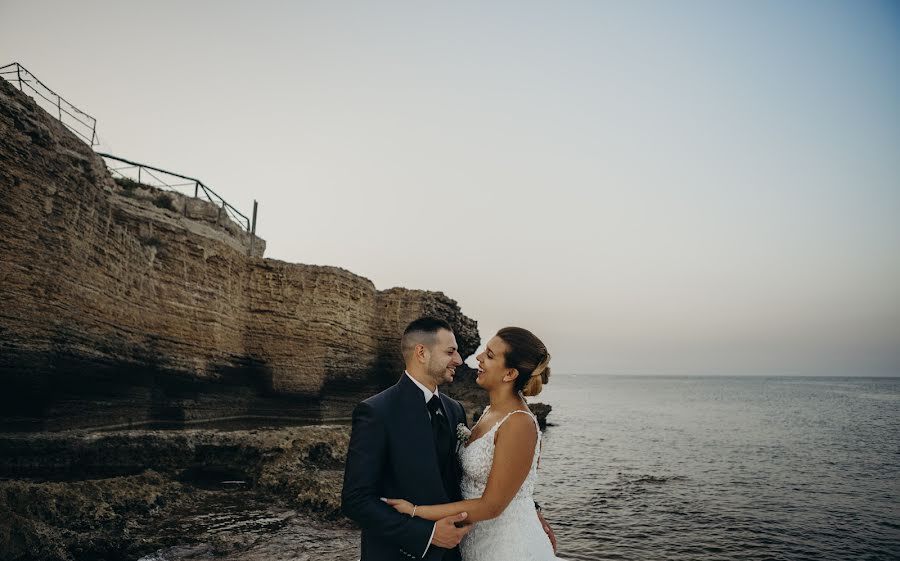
top-left (427, 394), bottom-right (451, 468)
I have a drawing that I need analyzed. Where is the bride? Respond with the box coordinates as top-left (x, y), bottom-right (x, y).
top-left (386, 327), bottom-right (563, 561)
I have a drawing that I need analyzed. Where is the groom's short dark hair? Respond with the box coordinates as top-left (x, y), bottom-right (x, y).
top-left (401, 317), bottom-right (453, 359)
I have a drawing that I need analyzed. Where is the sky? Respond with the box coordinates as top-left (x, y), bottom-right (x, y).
top-left (2, 1), bottom-right (899, 376)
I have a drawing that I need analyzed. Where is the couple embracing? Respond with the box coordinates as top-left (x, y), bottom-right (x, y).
top-left (342, 317), bottom-right (564, 561)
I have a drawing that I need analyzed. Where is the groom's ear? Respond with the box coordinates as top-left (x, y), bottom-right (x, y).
top-left (414, 343), bottom-right (428, 363)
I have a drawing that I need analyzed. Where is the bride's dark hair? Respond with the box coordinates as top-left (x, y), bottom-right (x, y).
top-left (496, 327), bottom-right (550, 397)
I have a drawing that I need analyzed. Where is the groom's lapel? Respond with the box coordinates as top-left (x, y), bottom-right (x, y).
top-left (396, 375), bottom-right (448, 502)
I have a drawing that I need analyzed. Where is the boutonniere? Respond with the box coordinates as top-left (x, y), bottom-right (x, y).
top-left (456, 423), bottom-right (471, 446)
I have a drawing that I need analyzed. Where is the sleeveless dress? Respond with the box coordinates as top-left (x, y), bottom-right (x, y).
top-left (457, 408), bottom-right (564, 561)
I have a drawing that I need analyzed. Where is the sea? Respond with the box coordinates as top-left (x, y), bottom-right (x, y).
top-left (534, 375), bottom-right (900, 561)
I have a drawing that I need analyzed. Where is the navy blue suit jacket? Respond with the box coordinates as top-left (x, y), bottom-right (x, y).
top-left (342, 374), bottom-right (466, 561)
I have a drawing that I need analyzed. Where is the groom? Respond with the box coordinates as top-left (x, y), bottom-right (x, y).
top-left (342, 317), bottom-right (471, 560)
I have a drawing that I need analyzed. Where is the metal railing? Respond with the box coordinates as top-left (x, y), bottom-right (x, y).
top-left (1, 62), bottom-right (259, 244)
top-left (98, 153), bottom-right (254, 233)
top-left (0, 62), bottom-right (98, 146)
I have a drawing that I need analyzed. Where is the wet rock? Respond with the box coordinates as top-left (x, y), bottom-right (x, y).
top-left (528, 403), bottom-right (553, 429)
top-left (0, 470), bottom-right (186, 561)
top-left (0, 427), bottom-right (353, 560)
top-left (136, 499), bottom-right (360, 561)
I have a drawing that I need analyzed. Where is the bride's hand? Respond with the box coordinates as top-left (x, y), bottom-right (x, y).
top-left (382, 498), bottom-right (414, 516)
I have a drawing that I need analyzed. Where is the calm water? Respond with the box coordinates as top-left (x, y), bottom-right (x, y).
top-left (533, 375), bottom-right (900, 561)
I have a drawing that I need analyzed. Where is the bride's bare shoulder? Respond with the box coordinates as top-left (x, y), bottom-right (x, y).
top-left (495, 410), bottom-right (538, 442)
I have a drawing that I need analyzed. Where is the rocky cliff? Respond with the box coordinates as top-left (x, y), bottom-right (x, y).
top-left (0, 78), bottom-right (478, 431)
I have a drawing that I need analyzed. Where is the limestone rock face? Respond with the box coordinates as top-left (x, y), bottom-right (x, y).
top-left (0, 79), bottom-right (478, 431)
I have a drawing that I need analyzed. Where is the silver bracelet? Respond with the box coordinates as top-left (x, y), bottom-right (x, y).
top-left (412, 505), bottom-right (418, 518)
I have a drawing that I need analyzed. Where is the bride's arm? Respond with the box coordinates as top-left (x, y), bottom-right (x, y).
top-left (387, 414), bottom-right (538, 523)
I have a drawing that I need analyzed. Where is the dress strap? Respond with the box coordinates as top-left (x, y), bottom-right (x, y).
top-left (496, 409), bottom-right (540, 432)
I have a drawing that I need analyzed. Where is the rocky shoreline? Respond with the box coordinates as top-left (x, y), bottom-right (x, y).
top-left (0, 426), bottom-right (354, 560)
top-left (0, 385), bottom-right (551, 561)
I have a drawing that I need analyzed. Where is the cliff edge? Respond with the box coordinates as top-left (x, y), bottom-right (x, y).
top-left (0, 79), bottom-right (479, 431)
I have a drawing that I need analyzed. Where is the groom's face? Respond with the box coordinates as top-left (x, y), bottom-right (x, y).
top-left (425, 329), bottom-right (463, 386)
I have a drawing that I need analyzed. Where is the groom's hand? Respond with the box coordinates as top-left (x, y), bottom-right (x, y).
top-left (431, 512), bottom-right (472, 548)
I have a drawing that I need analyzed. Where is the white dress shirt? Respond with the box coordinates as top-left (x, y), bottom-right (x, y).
top-left (404, 371), bottom-right (440, 557)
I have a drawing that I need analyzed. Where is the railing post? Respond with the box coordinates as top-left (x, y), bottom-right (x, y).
top-left (248, 200), bottom-right (258, 256)
top-left (216, 199), bottom-right (226, 226)
top-left (16, 64), bottom-right (22, 91)
top-left (138, 167), bottom-right (141, 185)
top-left (57, 97), bottom-right (62, 120)
top-left (194, 182), bottom-right (199, 198)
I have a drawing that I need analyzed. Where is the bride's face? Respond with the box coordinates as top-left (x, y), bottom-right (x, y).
top-left (475, 336), bottom-right (513, 389)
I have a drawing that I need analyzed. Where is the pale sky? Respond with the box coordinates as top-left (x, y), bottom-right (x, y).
top-left (2, 1), bottom-right (899, 375)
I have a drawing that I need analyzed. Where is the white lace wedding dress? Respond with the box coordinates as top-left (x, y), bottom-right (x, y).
top-left (458, 408), bottom-right (564, 561)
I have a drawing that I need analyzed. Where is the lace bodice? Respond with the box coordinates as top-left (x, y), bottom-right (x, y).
top-left (459, 408), bottom-right (541, 501)
top-left (457, 407), bottom-right (562, 561)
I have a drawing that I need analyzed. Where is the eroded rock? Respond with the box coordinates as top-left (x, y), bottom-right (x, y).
top-left (0, 78), bottom-right (478, 431)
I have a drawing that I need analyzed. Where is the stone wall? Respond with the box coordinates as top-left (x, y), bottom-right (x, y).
top-left (0, 78), bottom-right (478, 431)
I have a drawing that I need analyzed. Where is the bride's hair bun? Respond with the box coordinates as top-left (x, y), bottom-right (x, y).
top-left (495, 327), bottom-right (551, 397)
top-left (522, 353), bottom-right (551, 397)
